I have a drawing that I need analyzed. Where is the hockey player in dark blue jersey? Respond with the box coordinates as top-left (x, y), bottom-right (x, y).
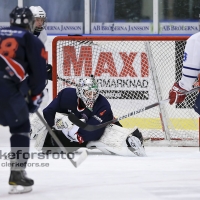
top-left (39, 75), bottom-right (146, 157)
top-left (0, 6), bottom-right (47, 194)
top-left (43, 75), bottom-right (113, 146)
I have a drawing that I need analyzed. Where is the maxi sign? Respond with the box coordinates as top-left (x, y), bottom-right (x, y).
top-left (62, 45), bottom-right (150, 100)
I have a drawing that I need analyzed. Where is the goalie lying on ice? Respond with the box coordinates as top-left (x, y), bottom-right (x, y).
top-left (33, 75), bottom-right (146, 157)
top-left (34, 115), bottom-right (146, 157)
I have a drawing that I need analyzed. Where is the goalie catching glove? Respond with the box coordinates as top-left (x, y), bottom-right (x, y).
top-left (54, 116), bottom-right (85, 144)
top-left (62, 124), bottom-right (84, 144)
top-left (169, 82), bottom-right (187, 105)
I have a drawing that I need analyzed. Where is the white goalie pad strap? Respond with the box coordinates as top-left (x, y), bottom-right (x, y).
top-left (87, 124), bottom-right (146, 157)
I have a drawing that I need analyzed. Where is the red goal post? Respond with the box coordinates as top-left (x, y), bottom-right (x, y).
top-left (52, 36), bottom-right (200, 146)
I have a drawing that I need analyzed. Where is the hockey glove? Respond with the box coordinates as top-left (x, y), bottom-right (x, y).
top-left (62, 124), bottom-right (84, 144)
top-left (27, 92), bottom-right (44, 113)
top-left (193, 74), bottom-right (200, 92)
top-left (169, 82), bottom-right (187, 105)
top-left (46, 64), bottom-right (52, 81)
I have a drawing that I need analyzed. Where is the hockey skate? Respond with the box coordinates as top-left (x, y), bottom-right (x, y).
top-left (9, 170), bottom-right (34, 194)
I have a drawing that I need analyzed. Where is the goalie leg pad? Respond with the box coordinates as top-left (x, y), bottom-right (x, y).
top-left (126, 135), bottom-right (146, 157)
top-left (34, 128), bottom-right (48, 151)
top-left (87, 124), bottom-right (146, 157)
top-left (30, 112), bottom-right (46, 140)
top-left (131, 128), bottom-right (144, 145)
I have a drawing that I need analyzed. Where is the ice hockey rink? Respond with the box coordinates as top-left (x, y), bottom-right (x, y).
top-left (0, 38), bottom-right (200, 200)
top-left (1, 123), bottom-right (200, 200)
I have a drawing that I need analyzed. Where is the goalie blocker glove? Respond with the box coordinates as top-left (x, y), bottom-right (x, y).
top-left (169, 82), bottom-right (187, 105)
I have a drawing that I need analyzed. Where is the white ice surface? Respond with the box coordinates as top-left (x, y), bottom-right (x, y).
top-left (1, 124), bottom-right (200, 200)
top-left (1, 81), bottom-right (200, 199)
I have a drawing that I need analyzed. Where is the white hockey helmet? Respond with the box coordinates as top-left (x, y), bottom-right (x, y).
top-left (29, 6), bottom-right (46, 32)
top-left (76, 75), bottom-right (99, 111)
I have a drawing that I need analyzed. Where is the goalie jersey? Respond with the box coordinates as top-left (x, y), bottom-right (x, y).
top-left (43, 88), bottom-right (114, 142)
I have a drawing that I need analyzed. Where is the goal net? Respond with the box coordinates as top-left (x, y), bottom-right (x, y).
top-left (52, 36), bottom-right (199, 146)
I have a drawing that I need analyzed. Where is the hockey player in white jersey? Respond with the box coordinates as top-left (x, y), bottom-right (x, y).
top-left (29, 6), bottom-right (52, 80)
top-left (29, 6), bottom-right (53, 140)
top-left (29, 6), bottom-right (47, 44)
top-left (168, 31), bottom-right (200, 115)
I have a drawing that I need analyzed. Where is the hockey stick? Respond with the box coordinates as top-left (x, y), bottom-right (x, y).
top-left (35, 111), bottom-right (88, 168)
top-left (68, 86), bottom-right (200, 131)
top-left (57, 76), bottom-right (78, 87)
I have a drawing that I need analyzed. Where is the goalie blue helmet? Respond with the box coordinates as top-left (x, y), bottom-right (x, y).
top-left (76, 75), bottom-right (99, 110)
top-left (10, 6), bottom-right (35, 33)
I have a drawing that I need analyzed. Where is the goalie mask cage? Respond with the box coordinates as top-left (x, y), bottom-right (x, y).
top-left (52, 36), bottom-right (199, 147)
